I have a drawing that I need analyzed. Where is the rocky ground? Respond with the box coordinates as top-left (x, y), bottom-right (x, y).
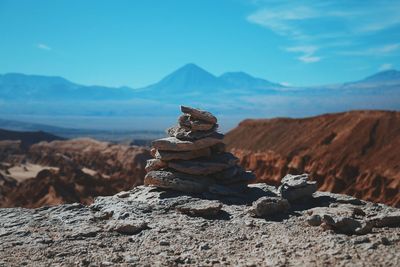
top-left (1, 185), bottom-right (399, 267)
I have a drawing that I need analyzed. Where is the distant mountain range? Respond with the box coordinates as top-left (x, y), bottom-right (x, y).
top-left (0, 64), bottom-right (399, 130)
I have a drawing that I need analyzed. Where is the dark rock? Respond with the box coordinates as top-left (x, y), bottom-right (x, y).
top-left (368, 211), bottom-right (400, 227)
top-left (144, 170), bottom-right (213, 193)
top-left (307, 215), bottom-right (322, 226)
top-left (215, 169), bottom-right (256, 185)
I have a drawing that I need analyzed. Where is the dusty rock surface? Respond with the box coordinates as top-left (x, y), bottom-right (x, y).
top-left (0, 185), bottom-right (399, 267)
top-left (224, 110), bottom-right (400, 207)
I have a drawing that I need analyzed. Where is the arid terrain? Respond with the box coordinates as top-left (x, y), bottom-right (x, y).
top-left (225, 110), bottom-right (400, 207)
top-left (1, 110), bottom-right (400, 209)
top-left (1, 110), bottom-right (400, 266)
top-left (0, 138), bottom-right (150, 208)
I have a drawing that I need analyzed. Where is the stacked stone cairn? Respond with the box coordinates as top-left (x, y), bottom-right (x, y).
top-left (144, 105), bottom-right (256, 195)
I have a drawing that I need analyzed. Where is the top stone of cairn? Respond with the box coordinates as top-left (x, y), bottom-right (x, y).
top-left (181, 105), bottom-right (217, 124)
top-left (144, 105), bottom-right (256, 195)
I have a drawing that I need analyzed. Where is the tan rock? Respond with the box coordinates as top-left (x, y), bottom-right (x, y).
top-left (152, 137), bottom-right (223, 152)
top-left (145, 159), bottom-right (167, 172)
top-left (181, 105), bottom-right (217, 124)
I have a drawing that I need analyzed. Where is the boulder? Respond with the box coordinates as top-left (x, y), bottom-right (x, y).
top-left (278, 174), bottom-right (317, 202)
top-left (249, 196), bottom-right (290, 218)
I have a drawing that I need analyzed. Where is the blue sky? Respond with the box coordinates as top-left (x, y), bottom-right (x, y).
top-left (1, 0), bottom-right (400, 87)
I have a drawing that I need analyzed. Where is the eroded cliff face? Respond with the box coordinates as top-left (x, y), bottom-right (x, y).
top-left (225, 111), bottom-right (400, 207)
top-left (0, 139), bottom-right (151, 208)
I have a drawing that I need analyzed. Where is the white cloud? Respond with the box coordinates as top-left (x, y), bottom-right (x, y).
top-left (280, 82), bottom-right (291, 86)
top-left (247, 1), bottom-right (400, 38)
top-left (37, 43), bottom-right (51, 50)
top-left (247, 1), bottom-right (400, 61)
top-left (338, 43), bottom-right (400, 56)
top-left (377, 44), bottom-right (400, 53)
top-left (247, 6), bottom-right (318, 39)
top-left (285, 46), bottom-right (321, 63)
top-left (299, 55), bottom-right (321, 63)
top-left (379, 63), bottom-right (393, 71)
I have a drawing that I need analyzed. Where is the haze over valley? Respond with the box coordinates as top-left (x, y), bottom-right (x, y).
top-left (1, 64), bottom-right (400, 132)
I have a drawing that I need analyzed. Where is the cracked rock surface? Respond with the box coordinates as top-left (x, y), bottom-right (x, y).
top-left (0, 185), bottom-right (399, 267)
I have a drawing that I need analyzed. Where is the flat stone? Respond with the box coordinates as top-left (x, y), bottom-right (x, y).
top-left (167, 125), bottom-right (221, 141)
top-left (155, 148), bottom-right (211, 161)
top-left (144, 170), bottom-right (213, 193)
top-left (175, 200), bottom-right (222, 218)
top-left (152, 137), bottom-right (223, 152)
top-left (167, 153), bottom-right (239, 175)
top-left (168, 161), bottom-right (230, 175)
top-left (249, 197), bottom-right (290, 218)
top-left (181, 105), bottom-right (217, 124)
top-left (145, 159), bottom-right (167, 172)
top-left (179, 114), bottom-right (215, 131)
top-left (278, 174), bottom-right (317, 202)
top-left (106, 220), bottom-right (148, 235)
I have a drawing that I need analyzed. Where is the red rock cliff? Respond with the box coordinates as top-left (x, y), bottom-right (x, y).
top-left (224, 110), bottom-right (400, 207)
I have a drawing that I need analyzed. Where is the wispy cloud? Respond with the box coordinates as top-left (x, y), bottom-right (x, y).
top-left (379, 63), bottom-right (393, 71)
top-left (338, 43), bottom-right (400, 56)
top-left (247, 6), bottom-right (318, 39)
top-left (247, 1), bottom-right (400, 63)
top-left (285, 46), bottom-right (321, 63)
top-left (37, 43), bottom-right (51, 50)
top-left (247, 1), bottom-right (400, 38)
